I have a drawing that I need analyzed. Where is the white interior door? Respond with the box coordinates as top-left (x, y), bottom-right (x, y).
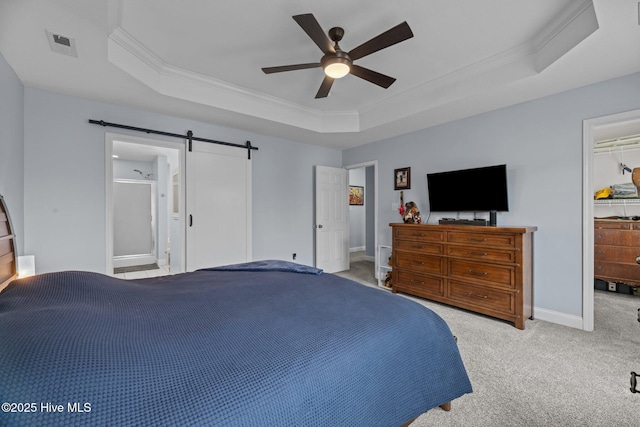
top-left (315, 165), bottom-right (349, 273)
top-left (186, 141), bottom-right (251, 271)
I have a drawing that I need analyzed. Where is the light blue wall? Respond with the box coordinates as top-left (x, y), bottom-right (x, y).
top-left (0, 53), bottom-right (24, 253)
top-left (343, 72), bottom-right (640, 320)
top-left (23, 87), bottom-right (341, 273)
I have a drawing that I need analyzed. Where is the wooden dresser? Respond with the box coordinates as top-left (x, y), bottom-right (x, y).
top-left (390, 223), bottom-right (536, 329)
top-left (594, 219), bottom-right (640, 287)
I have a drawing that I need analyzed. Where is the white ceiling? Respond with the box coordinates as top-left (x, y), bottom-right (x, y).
top-left (1, 0), bottom-right (639, 149)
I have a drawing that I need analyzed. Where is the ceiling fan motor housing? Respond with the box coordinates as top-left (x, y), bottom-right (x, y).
top-left (321, 50), bottom-right (352, 69)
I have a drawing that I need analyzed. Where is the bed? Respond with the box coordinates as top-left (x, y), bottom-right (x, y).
top-left (0, 196), bottom-right (471, 426)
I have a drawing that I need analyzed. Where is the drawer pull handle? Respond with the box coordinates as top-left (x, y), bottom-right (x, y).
top-left (636, 256), bottom-right (640, 265)
top-left (596, 250), bottom-right (603, 255)
top-left (410, 279), bottom-right (425, 285)
top-left (412, 233), bottom-right (425, 237)
top-left (412, 245), bottom-right (424, 249)
top-left (468, 270), bottom-right (488, 276)
top-left (468, 237), bottom-right (487, 242)
top-left (596, 265), bottom-right (602, 271)
top-left (468, 292), bottom-right (488, 299)
top-left (595, 234), bottom-right (602, 239)
top-left (413, 261), bottom-right (425, 265)
top-left (468, 251), bottom-right (487, 256)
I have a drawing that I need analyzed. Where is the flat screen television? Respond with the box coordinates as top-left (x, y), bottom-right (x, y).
top-left (427, 164), bottom-right (509, 212)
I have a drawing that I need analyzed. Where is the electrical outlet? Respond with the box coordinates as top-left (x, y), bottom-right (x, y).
top-left (608, 282), bottom-right (617, 292)
top-left (292, 253), bottom-right (296, 260)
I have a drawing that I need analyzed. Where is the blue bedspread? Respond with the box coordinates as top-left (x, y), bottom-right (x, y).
top-left (0, 265), bottom-right (471, 426)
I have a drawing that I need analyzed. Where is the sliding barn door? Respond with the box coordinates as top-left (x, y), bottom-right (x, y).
top-left (186, 141), bottom-right (251, 271)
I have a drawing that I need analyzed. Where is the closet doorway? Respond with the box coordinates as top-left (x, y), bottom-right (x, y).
top-left (343, 161), bottom-right (378, 287)
top-left (583, 108), bottom-right (640, 331)
top-left (106, 133), bottom-right (185, 278)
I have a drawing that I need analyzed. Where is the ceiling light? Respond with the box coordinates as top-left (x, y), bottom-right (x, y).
top-left (321, 54), bottom-right (351, 79)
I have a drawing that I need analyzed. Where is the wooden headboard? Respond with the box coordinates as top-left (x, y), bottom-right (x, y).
top-left (0, 194), bottom-right (17, 291)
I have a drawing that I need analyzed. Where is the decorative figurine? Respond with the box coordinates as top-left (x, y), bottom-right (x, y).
top-left (402, 201), bottom-right (422, 224)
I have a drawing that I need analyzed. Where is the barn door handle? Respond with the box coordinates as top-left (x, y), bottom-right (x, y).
top-left (631, 372), bottom-right (639, 393)
top-left (189, 215), bottom-right (193, 227)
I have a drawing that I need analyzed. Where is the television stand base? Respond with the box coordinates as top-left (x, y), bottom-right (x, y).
top-left (438, 218), bottom-right (489, 226)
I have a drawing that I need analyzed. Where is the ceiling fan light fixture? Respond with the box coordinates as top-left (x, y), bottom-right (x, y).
top-left (322, 54), bottom-right (351, 79)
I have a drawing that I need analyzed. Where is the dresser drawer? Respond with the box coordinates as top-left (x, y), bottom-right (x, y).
top-left (394, 228), bottom-right (444, 243)
top-left (594, 221), bottom-right (632, 230)
top-left (395, 239), bottom-right (443, 255)
top-left (447, 245), bottom-right (515, 263)
top-left (593, 229), bottom-right (640, 246)
top-left (448, 280), bottom-right (515, 314)
top-left (594, 261), bottom-right (640, 284)
top-left (395, 270), bottom-right (444, 297)
top-left (447, 231), bottom-right (516, 249)
top-left (594, 245), bottom-right (640, 264)
top-left (396, 252), bottom-right (444, 274)
top-left (449, 259), bottom-right (514, 288)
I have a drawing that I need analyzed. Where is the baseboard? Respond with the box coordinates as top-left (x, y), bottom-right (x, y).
top-left (113, 254), bottom-right (156, 268)
top-left (533, 306), bottom-right (584, 330)
top-left (349, 246), bottom-right (365, 252)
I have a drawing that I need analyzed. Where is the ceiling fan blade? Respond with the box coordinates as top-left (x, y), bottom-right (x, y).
top-left (262, 63), bottom-right (321, 74)
top-left (349, 64), bottom-right (396, 88)
top-left (348, 21), bottom-right (413, 61)
top-left (315, 76), bottom-right (335, 98)
top-left (293, 14), bottom-right (335, 55)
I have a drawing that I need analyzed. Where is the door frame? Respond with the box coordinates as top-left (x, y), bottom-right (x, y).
top-left (105, 132), bottom-right (186, 275)
top-left (582, 108), bottom-right (640, 331)
top-left (344, 160), bottom-right (378, 277)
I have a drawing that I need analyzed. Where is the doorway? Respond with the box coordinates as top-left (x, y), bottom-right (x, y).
top-left (105, 133), bottom-right (185, 278)
top-left (583, 108), bottom-right (640, 331)
top-left (342, 161), bottom-right (378, 287)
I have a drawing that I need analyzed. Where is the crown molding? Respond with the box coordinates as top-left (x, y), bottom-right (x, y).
top-left (357, 0), bottom-right (597, 132)
top-left (108, 27), bottom-right (360, 134)
top-left (106, 0), bottom-right (597, 135)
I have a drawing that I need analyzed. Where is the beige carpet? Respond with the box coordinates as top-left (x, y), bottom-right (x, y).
top-left (337, 263), bottom-right (639, 426)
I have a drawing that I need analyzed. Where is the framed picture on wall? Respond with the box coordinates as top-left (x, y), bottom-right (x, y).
top-left (394, 167), bottom-right (411, 190)
top-left (349, 186), bottom-right (364, 205)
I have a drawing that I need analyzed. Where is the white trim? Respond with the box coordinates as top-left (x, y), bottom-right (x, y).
top-left (533, 306), bottom-right (584, 330)
top-left (582, 108), bottom-right (640, 332)
top-left (113, 254), bottom-right (157, 269)
top-left (349, 246), bottom-right (365, 252)
top-left (344, 160), bottom-right (379, 279)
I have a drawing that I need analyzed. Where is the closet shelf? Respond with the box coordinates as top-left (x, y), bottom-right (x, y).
top-left (594, 199), bottom-right (640, 206)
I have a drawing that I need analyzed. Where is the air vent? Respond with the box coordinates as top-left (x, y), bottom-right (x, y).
top-left (46, 29), bottom-right (78, 57)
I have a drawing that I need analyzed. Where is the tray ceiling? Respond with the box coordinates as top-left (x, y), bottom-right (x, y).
top-left (1, 0), bottom-right (639, 148)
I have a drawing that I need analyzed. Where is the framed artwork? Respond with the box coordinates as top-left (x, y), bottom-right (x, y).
top-left (349, 186), bottom-right (364, 205)
top-left (394, 167), bottom-right (411, 190)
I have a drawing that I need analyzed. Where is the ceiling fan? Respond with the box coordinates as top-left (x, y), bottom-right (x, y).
top-left (261, 14), bottom-right (414, 99)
